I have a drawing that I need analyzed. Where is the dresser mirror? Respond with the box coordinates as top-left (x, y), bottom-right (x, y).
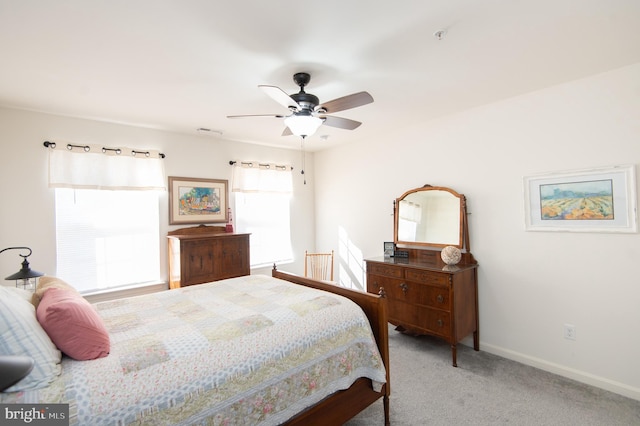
top-left (394, 185), bottom-right (467, 249)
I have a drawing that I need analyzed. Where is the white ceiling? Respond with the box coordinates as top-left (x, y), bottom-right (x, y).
top-left (1, 1), bottom-right (639, 151)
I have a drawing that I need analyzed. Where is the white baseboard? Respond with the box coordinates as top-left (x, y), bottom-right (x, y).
top-left (481, 342), bottom-right (640, 401)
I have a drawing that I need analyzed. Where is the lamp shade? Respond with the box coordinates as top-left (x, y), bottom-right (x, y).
top-left (284, 114), bottom-right (323, 137)
top-left (5, 258), bottom-right (44, 280)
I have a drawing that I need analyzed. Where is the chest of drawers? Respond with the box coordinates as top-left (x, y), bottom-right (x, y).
top-left (365, 257), bottom-right (478, 366)
top-left (168, 232), bottom-right (250, 289)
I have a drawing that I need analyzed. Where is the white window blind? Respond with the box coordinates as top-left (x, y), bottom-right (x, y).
top-left (54, 188), bottom-right (161, 293)
top-left (232, 162), bottom-right (293, 267)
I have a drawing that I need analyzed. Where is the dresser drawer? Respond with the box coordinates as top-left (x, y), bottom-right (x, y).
top-left (389, 301), bottom-right (451, 339)
top-left (405, 269), bottom-right (449, 287)
top-left (367, 274), bottom-right (403, 296)
top-left (421, 309), bottom-right (451, 338)
top-left (383, 280), bottom-right (451, 310)
top-left (413, 283), bottom-right (450, 310)
top-left (367, 263), bottom-right (404, 279)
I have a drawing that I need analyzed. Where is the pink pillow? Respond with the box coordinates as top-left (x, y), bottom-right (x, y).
top-left (36, 288), bottom-right (110, 360)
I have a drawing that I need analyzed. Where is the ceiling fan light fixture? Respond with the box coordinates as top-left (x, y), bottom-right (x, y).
top-left (284, 114), bottom-right (323, 137)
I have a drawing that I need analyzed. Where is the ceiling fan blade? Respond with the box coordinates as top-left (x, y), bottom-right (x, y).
top-left (259, 85), bottom-right (300, 110)
top-left (227, 113), bottom-right (285, 119)
top-left (318, 91), bottom-right (373, 114)
top-left (321, 115), bottom-right (362, 130)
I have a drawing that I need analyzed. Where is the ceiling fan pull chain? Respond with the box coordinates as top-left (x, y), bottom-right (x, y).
top-left (300, 136), bottom-right (306, 185)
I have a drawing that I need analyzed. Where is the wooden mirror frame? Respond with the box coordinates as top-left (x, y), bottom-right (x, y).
top-left (394, 185), bottom-right (470, 251)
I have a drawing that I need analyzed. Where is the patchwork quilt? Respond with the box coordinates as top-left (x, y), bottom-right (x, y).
top-left (2, 274), bottom-right (386, 425)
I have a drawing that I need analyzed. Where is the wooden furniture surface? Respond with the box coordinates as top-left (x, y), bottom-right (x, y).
top-left (272, 266), bottom-right (390, 426)
top-left (167, 225), bottom-right (250, 289)
top-left (366, 254), bottom-right (478, 367)
top-left (369, 184), bottom-right (479, 367)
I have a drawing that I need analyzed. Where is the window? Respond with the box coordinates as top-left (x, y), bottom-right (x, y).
top-left (54, 188), bottom-right (161, 293)
top-left (231, 162), bottom-right (294, 268)
top-left (234, 192), bottom-right (293, 267)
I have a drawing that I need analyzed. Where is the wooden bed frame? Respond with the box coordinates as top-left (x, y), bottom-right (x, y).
top-left (272, 266), bottom-right (390, 426)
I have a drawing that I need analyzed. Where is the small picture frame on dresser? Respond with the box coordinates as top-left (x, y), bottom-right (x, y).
top-left (383, 242), bottom-right (395, 258)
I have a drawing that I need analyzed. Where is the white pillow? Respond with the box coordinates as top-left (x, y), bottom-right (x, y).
top-left (0, 286), bottom-right (62, 392)
top-left (3, 286), bottom-right (34, 303)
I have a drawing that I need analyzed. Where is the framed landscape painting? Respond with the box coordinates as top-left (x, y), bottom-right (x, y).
top-left (524, 165), bottom-right (637, 233)
top-left (169, 177), bottom-right (229, 225)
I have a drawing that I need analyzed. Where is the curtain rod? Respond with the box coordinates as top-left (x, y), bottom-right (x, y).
top-left (43, 141), bottom-right (165, 158)
top-left (229, 160), bottom-right (292, 171)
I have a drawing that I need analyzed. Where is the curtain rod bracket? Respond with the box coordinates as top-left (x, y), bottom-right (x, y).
top-left (102, 147), bottom-right (122, 155)
top-left (67, 143), bottom-right (90, 152)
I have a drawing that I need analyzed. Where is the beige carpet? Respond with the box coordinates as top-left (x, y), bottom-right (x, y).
top-left (346, 326), bottom-right (640, 425)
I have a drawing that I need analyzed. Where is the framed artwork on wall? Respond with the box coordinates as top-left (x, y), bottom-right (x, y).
top-left (169, 177), bottom-right (229, 225)
top-left (523, 165), bottom-right (637, 233)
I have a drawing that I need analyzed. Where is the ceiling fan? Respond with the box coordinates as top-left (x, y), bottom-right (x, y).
top-left (227, 72), bottom-right (374, 138)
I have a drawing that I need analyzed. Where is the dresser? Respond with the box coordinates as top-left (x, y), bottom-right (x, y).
top-left (167, 226), bottom-right (250, 289)
top-left (366, 256), bottom-right (478, 367)
top-left (369, 184), bottom-right (479, 367)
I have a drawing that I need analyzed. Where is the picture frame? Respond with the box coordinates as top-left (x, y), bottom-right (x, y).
top-left (523, 165), bottom-right (637, 233)
top-left (169, 177), bottom-right (229, 225)
top-left (384, 242), bottom-right (395, 258)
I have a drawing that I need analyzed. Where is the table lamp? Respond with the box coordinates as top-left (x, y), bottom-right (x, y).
top-left (1, 247), bottom-right (44, 291)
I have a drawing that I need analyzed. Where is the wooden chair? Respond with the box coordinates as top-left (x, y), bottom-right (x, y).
top-left (304, 250), bottom-right (334, 282)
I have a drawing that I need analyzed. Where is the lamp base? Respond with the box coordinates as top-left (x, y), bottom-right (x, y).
top-left (0, 356), bottom-right (34, 391)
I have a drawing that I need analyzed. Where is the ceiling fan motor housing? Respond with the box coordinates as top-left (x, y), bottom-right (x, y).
top-left (291, 73), bottom-right (318, 111)
top-left (291, 92), bottom-right (319, 111)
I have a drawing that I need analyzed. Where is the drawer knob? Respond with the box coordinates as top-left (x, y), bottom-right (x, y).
top-left (437, 294), bottom-right (444, 303)
top-left (400, 282), bottom-right (408, 293)
top-left (437, 319), bottom-right (444, 327)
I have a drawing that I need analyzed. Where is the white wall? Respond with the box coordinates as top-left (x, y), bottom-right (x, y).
top-left (1, 63), bottom-right (638, 400)
top-left (314, 63), bottom-right (640, 400)
top-left (0, 108), bottom-right (315, 285)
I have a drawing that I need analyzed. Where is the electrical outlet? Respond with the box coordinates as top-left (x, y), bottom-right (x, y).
top-left (564, 324), bottom-right (576, 340)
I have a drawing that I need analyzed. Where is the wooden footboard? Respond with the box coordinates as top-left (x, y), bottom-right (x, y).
top-left (272, 266), bottom-right (390, 425)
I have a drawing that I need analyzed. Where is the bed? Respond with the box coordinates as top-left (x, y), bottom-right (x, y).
top-left (0, 267), bottom-right (390, 425)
